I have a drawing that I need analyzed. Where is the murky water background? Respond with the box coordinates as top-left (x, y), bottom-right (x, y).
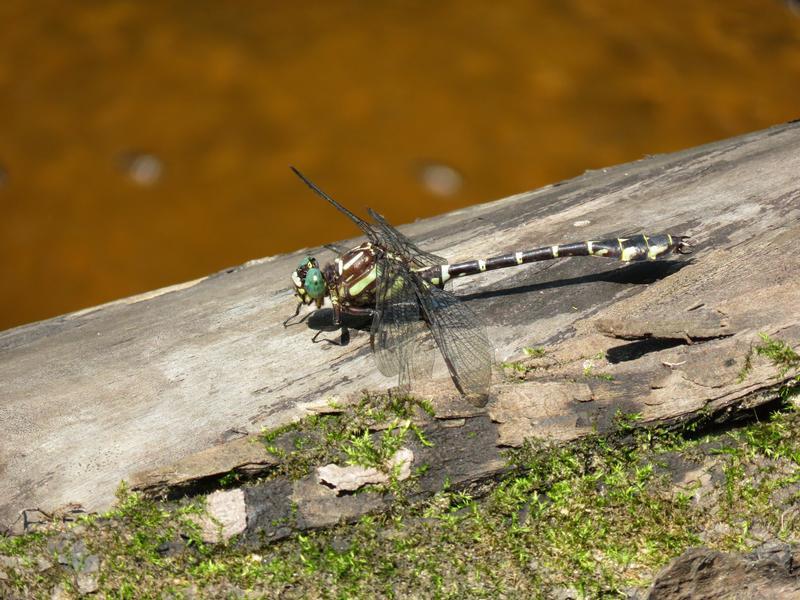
top-left (1, 1), bottom-right (799, 330)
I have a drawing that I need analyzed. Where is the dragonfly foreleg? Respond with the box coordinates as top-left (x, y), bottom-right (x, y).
top-left (283, 302), bottom-right (302, 327)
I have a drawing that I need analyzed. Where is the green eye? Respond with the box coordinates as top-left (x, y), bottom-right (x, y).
top-left (298, 255), bottom-right (314, 269)
top-left (304, 268), bottom-right (326, 299)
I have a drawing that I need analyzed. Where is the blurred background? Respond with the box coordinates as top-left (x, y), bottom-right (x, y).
top-left (1, 1), bottom-right (799, 331)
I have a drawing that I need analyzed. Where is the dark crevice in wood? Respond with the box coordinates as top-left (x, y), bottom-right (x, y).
top-left (677, 395), bottom-right (793, 442)
top-left (136, 465), bottom-right (274, 502)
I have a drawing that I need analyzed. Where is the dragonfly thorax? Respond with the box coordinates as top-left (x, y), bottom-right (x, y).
top-left (327, 242), bottom-right (384, 308)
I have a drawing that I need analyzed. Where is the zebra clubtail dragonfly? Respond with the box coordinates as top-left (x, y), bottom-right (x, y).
top-left (286, 168), bottom-right (690, 405)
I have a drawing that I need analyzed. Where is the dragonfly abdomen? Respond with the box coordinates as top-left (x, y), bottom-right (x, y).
top-left (419, 234), bottom-right (689, 285)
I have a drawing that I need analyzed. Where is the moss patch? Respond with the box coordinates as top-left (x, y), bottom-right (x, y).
top-left (3, 405), bottom-right (800, 598)
top-left (259, 393), bottom-right (434, 488)
top-left (3, 335), bottom-right (800, 598)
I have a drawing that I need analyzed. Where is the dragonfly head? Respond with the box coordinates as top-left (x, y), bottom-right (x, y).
top-left (291, 256), bottom-right (328, 308)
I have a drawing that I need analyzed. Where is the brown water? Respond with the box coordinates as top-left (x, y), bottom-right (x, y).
top-left (1, 1), bottom-right (799, 330)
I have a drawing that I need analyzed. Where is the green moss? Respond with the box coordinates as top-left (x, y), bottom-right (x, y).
top-left (4, 394), bottom-right (800, 598)
top-left (500, 359), bottom-right (527, 373)
top-left (255, 393), bottom-right (436, 489)
top-left (598, 373), bottom-right (615, 381)
top-left (500, 346), bottom-right (553, 379)
top-left (753, 334), bottom-right (800, 377)
top-left (523, 347), bottom-right (547, 358)
top-left (581, 352), bottom-right (615, 381)
top-left (739, 333), bottom-right (800, 400)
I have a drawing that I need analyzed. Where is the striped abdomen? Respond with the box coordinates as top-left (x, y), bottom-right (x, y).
top-left (417, 234), bottom-right (690, 286)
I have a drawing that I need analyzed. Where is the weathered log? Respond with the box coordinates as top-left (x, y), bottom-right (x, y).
top-left (646, 543), bottom-right (800, 599)
top-left (2, 121), bottom-right (800, 533)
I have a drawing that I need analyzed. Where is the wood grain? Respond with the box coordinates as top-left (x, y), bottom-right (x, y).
top-left (2, 121), bottom-right (800, 532)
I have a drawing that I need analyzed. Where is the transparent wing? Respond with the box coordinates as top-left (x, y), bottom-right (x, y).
top-left (367, 208), bottom-right (446, 268)
top-left (290, 167), bottom-right (448, 272)
top-left (370, 259), bottom-right (436, 388)
top-left (323, 242), bottom-right (351, 256)
top-left (417, 284), bottom-right (494, 404)
top-left (291, 167), bottom-right (380, 243)
top-left (405, 325), bottom-right (437, 383)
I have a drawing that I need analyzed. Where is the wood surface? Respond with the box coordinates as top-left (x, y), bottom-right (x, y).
top-left (2, 121), bottom-right (800, 533)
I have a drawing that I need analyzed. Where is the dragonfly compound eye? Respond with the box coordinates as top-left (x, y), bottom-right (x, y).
top-left (304, 268), bottom-right (326, 299)
top-left (298, 255), bottom-right (315, 269)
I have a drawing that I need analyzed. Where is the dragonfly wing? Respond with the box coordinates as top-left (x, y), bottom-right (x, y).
top-left (370, 259), bottom-right (435, 389)
top-left (290, 169), bottom-right (446, 272)
top-left (323, 242), bottom-right (351, 255)
top-left (400, 320), bottom-right (437, 387)
top-left (417, 282), bottom-right (494, 404)
top-left (291, 167), bottom-right (379, 242)
top-left (367, 208), bottom-right (446, 268)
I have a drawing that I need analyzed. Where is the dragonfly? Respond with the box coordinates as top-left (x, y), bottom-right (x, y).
top-left (285, 167), bottom-right (691, 405)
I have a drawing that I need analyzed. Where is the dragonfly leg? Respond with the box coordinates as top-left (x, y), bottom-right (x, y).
top-left (338, 305), bottom-right (375, 318)
top-left (311, 327), bottom-right (351, 346)
top-left (283, 302), bottom-right (302, 327)
top-left (331, 301), bottom-right (342, 326)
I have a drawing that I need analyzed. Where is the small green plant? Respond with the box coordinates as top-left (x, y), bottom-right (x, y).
top-left (738, 333), bottom-right (800, 401)
top-left (583, 360), bottom-right (614, 381)
top-left (582, 356), bottom-right (614, 381)
top-left (218, 471), bottom-right (240, 487)
top-left (613, 410), bottom-right (643, 434)
top-left (754, 334), bottom-right (800, 377)
top-left (500, 360), bottom-right (527, 373)
top-left (256, 393), bottom-right (435, 483)
top-left (523, 346), bottom-right (547, 358)
top-left (500, 346), bottom-right (552, 380)
top-left (342, 422), bottom-right (406, 469)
